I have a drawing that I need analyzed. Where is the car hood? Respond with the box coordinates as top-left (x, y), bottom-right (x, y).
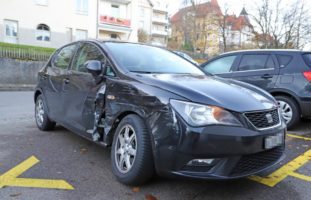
top-left (133, 74), bottom-right (277, 112)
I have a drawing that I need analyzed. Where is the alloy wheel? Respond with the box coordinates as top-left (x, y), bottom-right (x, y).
top-left (277, 100), bottom-right (293, 124)
top-left (114, 124), bottom-right (137, 174)
top-left (35, 99), bottom-right (45, 127)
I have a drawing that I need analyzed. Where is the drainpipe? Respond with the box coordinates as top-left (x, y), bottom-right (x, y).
top-left (96, 0), bottom-right (99, 39)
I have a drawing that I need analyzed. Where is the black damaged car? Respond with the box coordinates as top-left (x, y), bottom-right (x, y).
top-left (34, 40), bottom-right (286, 185)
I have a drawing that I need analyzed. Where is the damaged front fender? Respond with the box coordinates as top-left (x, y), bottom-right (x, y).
top-left (103, 77), bottom-right (186, 173)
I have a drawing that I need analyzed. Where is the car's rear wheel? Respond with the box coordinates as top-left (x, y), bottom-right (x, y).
top-left (35, 94), bottom-right (56, 131)
top-left (275, 95), bottom-right (300, 129)
top-left (111, 114), bottom-right (154, 185)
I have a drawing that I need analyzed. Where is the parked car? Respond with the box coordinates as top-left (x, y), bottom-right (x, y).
top-left (201, 50), bottom-right (311, 128)
top-left (173, 51), bottom-right (199, 65)
top-left (34, 41), bottom-right (286, 185)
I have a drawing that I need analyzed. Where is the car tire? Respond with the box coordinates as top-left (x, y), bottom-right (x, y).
top-left (111, 114), bottom-right (154, 185)
top-left (275, 95), bottom-right (300, 129)
top-left (35, 94), bottom-right (56, 131)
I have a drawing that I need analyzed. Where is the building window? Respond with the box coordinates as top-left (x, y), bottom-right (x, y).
top-left (35, 0), bottom-right (48, 6)
top-left (4, 20), bottom-right (18, 37)
top-left (111, 34), bottom-right (118, 39)
top-left (111, 5), bottom-right (120, 17)
top-left (76, 29), bottom-right (88, 40)
top-left (140, 8), bottom-right (145, 18)
top-left (36, 24), bottom-right (50, 41)
top-left (76, 0), bottom-right (88, 15)
top-left (139, 21), bottom-right (144, 29)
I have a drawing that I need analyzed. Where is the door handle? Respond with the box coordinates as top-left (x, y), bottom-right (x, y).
top-left (261, 74), bottom-right (273, 79)
top-left (63, 78), bottom-right (70, 84)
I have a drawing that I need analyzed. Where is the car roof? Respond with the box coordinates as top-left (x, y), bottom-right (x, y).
top-left (220, 49), bottom-right (311, 56)
top-left (81, 39), bottom-right (163, 48)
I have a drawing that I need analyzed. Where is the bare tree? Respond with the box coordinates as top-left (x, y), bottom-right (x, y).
top-left (292, 0), bottom-right (311, 49)
top-left (250, 0), bottom-right (274, 48)
top-left (137, 29), bottom-right (149, 43)
top-left (216, 5), bottom-right (229, 52)
top-left (251, 0), bottom-right (311, 49)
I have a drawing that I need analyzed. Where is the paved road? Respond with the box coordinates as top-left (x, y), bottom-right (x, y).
top-left (0, 91), bottom-right (310, 200)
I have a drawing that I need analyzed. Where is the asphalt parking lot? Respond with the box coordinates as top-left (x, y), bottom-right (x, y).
top-left (0, 91), bottom-right (310, 200)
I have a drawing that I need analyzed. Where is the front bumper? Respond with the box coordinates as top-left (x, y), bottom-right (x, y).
top-left (150, 112), bottom-right (286, 179)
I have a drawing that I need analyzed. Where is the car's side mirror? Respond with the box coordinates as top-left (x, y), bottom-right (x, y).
top-left (85, 60), bottom-right (103, 76)
top-left (85, 60), bottom-right (102, 72)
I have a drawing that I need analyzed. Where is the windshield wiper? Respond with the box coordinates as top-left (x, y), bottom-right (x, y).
top-left (130, 71), bottom-right (153, 74)
top-left (130, 71), bottom-right (164, 74)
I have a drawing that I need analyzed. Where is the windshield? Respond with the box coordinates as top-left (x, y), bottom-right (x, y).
top-left (105, 42), bottom-right (204, 75)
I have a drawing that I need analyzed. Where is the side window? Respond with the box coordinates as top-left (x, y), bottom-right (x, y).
top-left (238, 54), bottom-right (269, 71)
top-left (72, 43), bottom-right (106, 73)
top-left (202, 55), bottom-right (237, 74)
top-left (105, 64), bottom-right (116, 77)
top-left (266, 56), bottom-right (275, 69)
top-left (302, 53), bottom-right (311, 67)
top-left (276, 55), bottom-right (292, 67)
top-left (53, 44), bottom-right (77, 69)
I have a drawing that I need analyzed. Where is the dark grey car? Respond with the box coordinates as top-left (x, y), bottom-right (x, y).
top-left (201, 50), bottom-right (311, 128)
top-left (34, 41), bottom-right (286, 185)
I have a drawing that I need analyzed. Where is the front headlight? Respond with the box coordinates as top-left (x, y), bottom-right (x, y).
top-left (170, 99), bottom-right (242, 127)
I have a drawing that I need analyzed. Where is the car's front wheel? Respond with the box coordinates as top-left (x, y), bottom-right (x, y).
top-left (35, 94), bottom-right (56, 131)
top-left (275, 95), bottom-right (300, 129)
top-left (111, 114), bottom-right (154, 185)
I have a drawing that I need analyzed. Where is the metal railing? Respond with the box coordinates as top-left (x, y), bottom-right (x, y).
top-left (0, 44), bottom-right (55, 61)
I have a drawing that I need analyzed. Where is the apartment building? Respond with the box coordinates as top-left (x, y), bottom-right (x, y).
top-left (0, 0), bottom-right (97, 48)
top-left (0, 0), bottom-right (168, 48)
top-left (150, 0), bottom-right (169, 46)
top-left (137, 0), bottom-right (153, 34)
top-left (171, 0), bottom-right (222, 56)
top-left (136, 0), bottom-right (169, 46)
top-left (224, 8), bottom-right (254, 50)
top-left (97, 0), bottom-right (138, 42)
top-left (171, 0), bottom-right (256, 55)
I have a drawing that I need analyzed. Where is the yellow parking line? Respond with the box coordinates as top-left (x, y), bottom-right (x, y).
top-left (289, 172), bottom-right (311, 181)
top-left (0, 156), bottom-right (74, 190)
top-left (287, 134), bottom-right (311, 141)
top-left (0, 156), bottom-right (39, 180)
top-left (3, 178), bottom-right (74, 190)
top-left (249, 149), bottom-right (311, 187)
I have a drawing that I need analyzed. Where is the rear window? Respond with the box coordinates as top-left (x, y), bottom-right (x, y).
top-left (302, 53), bottom-right (311, 67)
top-left (276, 55), bottom-right (292, 67)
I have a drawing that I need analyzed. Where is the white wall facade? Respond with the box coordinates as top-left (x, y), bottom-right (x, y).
top-left (226, 26), bottom-right (254, 47)
top-left (0, 0), bottom-right (97, 48)
top-left (0, 0), bottom-right (170, 47)
top-left (137, 0), bottom-right (153, 34)
top-left (150, 0), bottom-right (168, 46)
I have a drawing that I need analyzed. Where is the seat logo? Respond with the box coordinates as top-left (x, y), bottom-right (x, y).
top-left (266, 113), bottom-right (273, 124)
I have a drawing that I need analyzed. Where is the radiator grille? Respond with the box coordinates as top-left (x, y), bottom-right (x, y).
top-left (244, 109), bottom-right (280, 129)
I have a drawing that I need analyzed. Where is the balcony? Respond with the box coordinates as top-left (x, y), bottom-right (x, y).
top-left (99, 15), bottom-right (131, 27)
top-left (151, 30), bottom-right (168, 36)
top-left (152, 17), bottom-right (168, 25)
top-left (153, 6), bottom-right (168, 13)
top-left (105, 0), bottom-right (131, 4)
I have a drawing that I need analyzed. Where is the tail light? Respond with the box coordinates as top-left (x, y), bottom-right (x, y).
top-left (303, 71), bottom-right (311, 82)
